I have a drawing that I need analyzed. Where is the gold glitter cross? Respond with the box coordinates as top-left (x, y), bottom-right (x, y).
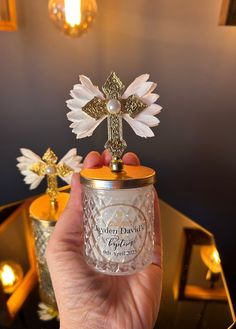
top-left (82, 72), bottom-right (147, 171)
top-left (30, 148), bottom-right (73, 211)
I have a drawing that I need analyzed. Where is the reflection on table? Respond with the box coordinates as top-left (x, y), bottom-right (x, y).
top-left (156, 200), bottom-right (235, 329)
top-left (0, 197), bottom-right (235, 329)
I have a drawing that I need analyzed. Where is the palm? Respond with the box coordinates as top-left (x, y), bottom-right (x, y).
top-left (53, 246), bottom-right (161, 329)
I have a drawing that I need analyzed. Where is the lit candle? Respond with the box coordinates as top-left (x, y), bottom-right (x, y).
top-left (201, 245), bottom-right (222, 284)
top-left (0, 261), bottom-right (23, 294)
top-left (201, 245), bottom-right (221, 274)
top-left (211, 249), bottom-right (221, 266)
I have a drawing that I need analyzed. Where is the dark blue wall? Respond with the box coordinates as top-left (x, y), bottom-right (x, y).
top-left (0, 1), bottom-right (235, 266)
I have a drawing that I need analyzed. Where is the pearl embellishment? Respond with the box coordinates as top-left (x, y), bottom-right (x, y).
top-left (46, 166), bottom-right (56, 175)
top-left (107, 99), bottom-right (121, 114)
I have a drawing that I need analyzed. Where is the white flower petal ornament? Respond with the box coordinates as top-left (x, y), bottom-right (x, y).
top-left (16, 147), bottom-right (82, 206)
top-left (66, 72), bottom-right (162, 170)
top-left (37, 302), bottom-right (59, 321)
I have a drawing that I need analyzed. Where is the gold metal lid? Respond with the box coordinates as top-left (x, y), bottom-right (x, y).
top-left (29, 192), bottom-right (69, 222)
top-left (80, 165), bottom-right (156, 189)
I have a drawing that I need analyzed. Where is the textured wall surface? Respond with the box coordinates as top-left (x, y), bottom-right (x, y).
top-left (0, 1), bottom-right (235, 259)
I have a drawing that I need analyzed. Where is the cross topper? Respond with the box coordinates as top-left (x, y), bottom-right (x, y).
top-left (67, 72), bottom-right (162, 172)
top-left (17, 148), bottom-right (82, 212)
top-left (30, 148), bottom-right (73, 208)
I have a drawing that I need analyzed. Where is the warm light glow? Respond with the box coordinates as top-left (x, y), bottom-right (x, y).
top-left (0, 265), bottom-right (16, 287)
top-left (65, 0), bottom-right (81, 27)
top-left (211, 249), bottom-right (221, 265)
top-left (48, 0), bottom-right (97, 37)
top-left (201, 245), bottom-right (221, 274)
top-left (0, 261), bottom-right (23, 294)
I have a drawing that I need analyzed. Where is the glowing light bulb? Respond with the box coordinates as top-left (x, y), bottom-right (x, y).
top-left (0, 261), bottom-right (23, 294)
top-left (48, 0), bottom-right (97, 37)
top-left (65, 0), bottom-right (81, 27)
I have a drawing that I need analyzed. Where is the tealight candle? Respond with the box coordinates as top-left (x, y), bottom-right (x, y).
top-left (0, 261), bottom-right (23, 294)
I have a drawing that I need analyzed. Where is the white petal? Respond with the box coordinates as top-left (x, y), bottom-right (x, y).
top-left (67, 108), bottom-right (88, 122)
top-left (16, 149), bottom-right (45, 189)
top-left (23, 173), bottom-right (44, 190)
top-left (123, 114), bottom-right (154, 138)
top-left (68, 112), bottom-right (106, 139)
top-left (58, 148), bottom-right (83, 177)
top-left (17, 163), bottom-right (28, 171)
top-left (16, 156), bottom-right (27, 163)
top-left (70, 86), bottom-right (94, 102)
top-left (24, 173), bottom-right (37, 184)
top-left (19, 148), bottom-right (41, 162)
top-left (122, 74), bottom-right (149, 98)
top-left (135, 113), bottom-right (160, 127)
top-left (79, 75), bottom-right (104, 98)
top-left (135, 82), bottom-right (157, 98)
top-left (63, 156), bottom-right (83, 170)
top-left (30, 176), bottom-right (44, 190)
top-left (38, 312), bottom-right (54, 321)
top-left (142, 93), bottom-right (159, 105)
top-left (21, 169), bottom-right (33, 176)
top-left (67, 95), bottom-right (88, 108)
top-left (16, 158), bottom-right (34, 166)
top-left (38, 303), bottom-right (49, 310)
top-left (144, 104), bottom-right (162, 116)
top-left (77, 116), bottom-right (106, 138)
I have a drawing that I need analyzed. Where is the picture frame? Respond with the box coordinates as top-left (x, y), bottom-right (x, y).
top-left (0, 0), bottom-right (17, 31)
top-left (0, 200), bottom-right (37, 326)
top-left (173, 227), bottom-right (228, 302)
top-left (219, 0), bottom-right (236, 25)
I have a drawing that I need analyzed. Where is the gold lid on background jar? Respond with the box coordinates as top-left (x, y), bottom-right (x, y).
top-left (29, 192), bottom-right (69, 222)
top-left (80, 165), bottom-right (156, 189)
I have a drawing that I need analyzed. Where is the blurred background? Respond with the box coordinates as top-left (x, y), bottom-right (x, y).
top-left (0, 0), bottom-right (235, 287)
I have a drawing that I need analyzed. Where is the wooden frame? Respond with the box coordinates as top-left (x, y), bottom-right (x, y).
top-left (219, 0), bottom-right (236, 25)
top-left (0, 0), bottom-right (17, 31)
top-left (0, 200), bottom-right (37, 326)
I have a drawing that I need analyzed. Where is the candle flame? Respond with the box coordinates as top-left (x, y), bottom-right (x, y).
top-left (211, 249), bottom-right (221, 265)
top-left (0, 265), bottom-right (16, 286)
top-left (65, 0), bottom-right (81, 27)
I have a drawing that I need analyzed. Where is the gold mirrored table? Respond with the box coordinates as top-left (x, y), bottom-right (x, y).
top-left (0, 195), bottom-right (235, 328)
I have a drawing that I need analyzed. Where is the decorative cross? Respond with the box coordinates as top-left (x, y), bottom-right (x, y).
top-left (30, 148), bottom-right (73, 211)
top-left (82, 72), bottom-right (148, 171)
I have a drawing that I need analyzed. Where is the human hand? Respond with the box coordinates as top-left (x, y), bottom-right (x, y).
top-left (46, 151), bottom-right (162, 329)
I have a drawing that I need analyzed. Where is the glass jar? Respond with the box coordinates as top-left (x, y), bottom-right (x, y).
top-left (80, 165), bottom-right (156, 275)
top-left (29, 192), bottom-right (69, 308)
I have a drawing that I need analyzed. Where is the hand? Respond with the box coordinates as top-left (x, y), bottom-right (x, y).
top-left (46, 151), bottom-right (162, 329)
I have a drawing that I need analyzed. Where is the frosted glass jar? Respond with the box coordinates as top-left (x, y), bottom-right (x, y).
top-left (80, 165), bottom-right (156, 275)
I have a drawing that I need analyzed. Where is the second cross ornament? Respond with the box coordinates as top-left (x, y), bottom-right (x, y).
top-left (17, 147), bottom-right (82, 310)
